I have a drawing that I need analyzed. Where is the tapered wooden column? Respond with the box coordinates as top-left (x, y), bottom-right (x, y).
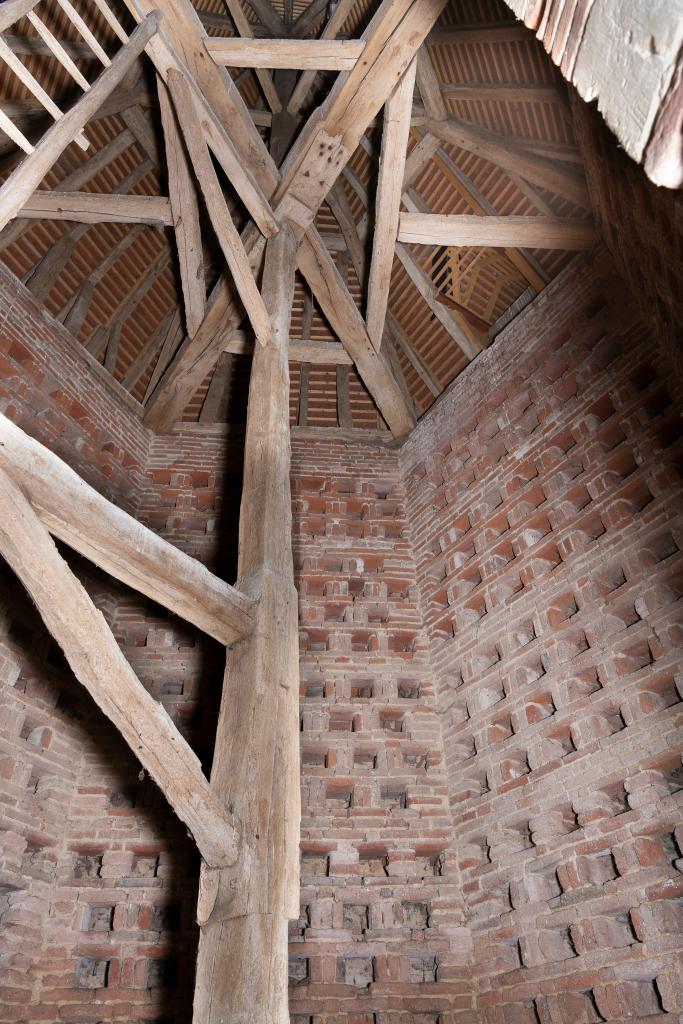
top-left (193, 227), bottom-right (300, 1024)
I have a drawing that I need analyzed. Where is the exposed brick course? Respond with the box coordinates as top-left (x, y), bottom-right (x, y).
top-left (401, 253), bottom-right (683, 1022)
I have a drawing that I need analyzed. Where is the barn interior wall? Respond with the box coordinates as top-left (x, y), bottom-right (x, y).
top-left (400, 251), bottom-right (683, 1020)
top-left (0, 237), bottom-right (681, 1024)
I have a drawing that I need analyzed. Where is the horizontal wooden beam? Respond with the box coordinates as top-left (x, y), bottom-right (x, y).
top-left (17, 190), bottom-right (173, 225)
top-left (205, 37), bottom-right (365, 70)
top-left (0, 466), bottom-right (239, 869)
top-left (440, 81), bottom-right (566, 105)
top-left (223, 331), bottom-right (353, 364)
top-left (398, 213), bottom-right (597, 249)
top-left (428, 23), bottom-right (530, 46)
top-left (0, 413), bottom-right (257, 645)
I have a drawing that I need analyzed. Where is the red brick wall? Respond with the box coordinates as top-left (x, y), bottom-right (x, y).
top-left (290, 433), bottom-right (473, 1024)
top-left (0, 264), bottom-right (148, 510)
top-left (400, 252), bottom-right (683, 1021)
top-left (0, 268), bottom-right (153, 1021)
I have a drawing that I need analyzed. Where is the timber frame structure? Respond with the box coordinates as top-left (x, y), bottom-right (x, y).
top-left (0, 0), bottom-right (680, 1020)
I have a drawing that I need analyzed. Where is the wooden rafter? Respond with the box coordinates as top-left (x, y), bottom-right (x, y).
top-left (425, 112), bottom-right (590, 206)
top-left (165, 68), bottom-right (273, 347)
top-left (205, 37), bottom-right (366, 69)
top-left (221, 0), bottom-right (282, 113)
top-left (157, 75), bottom-right (205, 338)
top-left (287, 0), bottom-right (357, 114)
top-left (0, 467), bottom-right (239, 868)
top-left (16, 190), bottom-right (173, 225)
top-left (140, 0), bottom-right (442, 436)
top-left (366, 58), bottom-right (417, 350)
top-left (298, 229), bottom-right (416, 436)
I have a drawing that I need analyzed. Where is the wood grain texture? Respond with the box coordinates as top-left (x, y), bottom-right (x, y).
top-left (194, 226), bottom-right (300, 1024)
top-left (0, 13), bottom-right (160, 230)
top-left (206, 37), bottom-right (365, 69)
top-left (398, 212), bottom-right (597, 249)
top-left (158, 75), bottom-right (205, 336)
top-left (166, 68), bottom-right (273, 347)
top-left (17, 190), bottom-right (172, 225)
top-left (366, 58), bottom-right (416, 350)
top-left (0, 467), bottom-right (239, 868)
top-left (0, 413), bottom-right (256, 645)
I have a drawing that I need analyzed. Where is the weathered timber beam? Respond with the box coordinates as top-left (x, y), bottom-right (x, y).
top-left (121, 0), bottom-right (276, 197)
top-left (428, 23), bottom-right (531, 45)
top-left (398, 212), bottom-right (597, 249)
top-left (0, 414), bottom-right (257, 645)
top-left (440, 81), bottom-right (567, 105)
top-left (205, 37), bottom-right (365, 70)
top-left (194, 226), bottom-right (300, 1024)
top-left (222, 331), bottom-right (353, 364)
top-left (290, 0), bottom-right (328, 36)
top-left (424, 113), bottom-right (589, 206)
top-left (157, 75), bottom-right (205, 337)
top-left (4, 31), bottom-right (95, 62)
top-left (16, 190), bottom-right (173, 225)
top-left (0, 467), bottom-right (239, 868)
top-left (395, 241), bottom-right (482, 360)
top-left (141, 0), bottom-right (442, 435)
top-left (429, 141), bottom-right (550, 292)
top-left (274, 0), bottom-right (448, 234)
top-left (328, 180), bottom-right (437, 405)
top-left (0, 13), bottom-right (161, 231)
top-left (298, 229), bottom-right (416, 438)
top-left (221, 0), bottom-right (281, 113)
top-left (166, 67), bottom-right (273, 347)
top-left (287, 0), bottom-right (357, 114)
top-left (366, 58), bottom-right (416, 350)
top-left (242, 0), bottom-right (287, 36)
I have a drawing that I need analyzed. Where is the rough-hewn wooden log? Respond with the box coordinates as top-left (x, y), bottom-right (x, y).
top-left (398, 212), bottom-right (597, 249)
top-left (287, 0), bottom-right (357, 114)
top-left (166, 68), bottom-right (273, 347)
top-left (140, 0), bottom-right (440, 435)
top-left (16, 190), bottom-right (173, 225)
top-left (0, 467), bottom-right (239, 868)
top-left (194, 226), bottom-right (300, 1024)
top-left (205, 37), bottom-right (365, 69)
top-left (425, 113), bottom-right (589, 206)
top-left (0, 414), bottom-right (256, 645)
top-left (298, 229), bottom-right (416, 438)
top-left (157, 75), bottom-right (205, 337)
top-left (367, 58), bottom-right (416, 350)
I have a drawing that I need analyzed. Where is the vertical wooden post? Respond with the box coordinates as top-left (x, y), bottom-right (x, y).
top-left (193, 226), bottom-right (300, 1024)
